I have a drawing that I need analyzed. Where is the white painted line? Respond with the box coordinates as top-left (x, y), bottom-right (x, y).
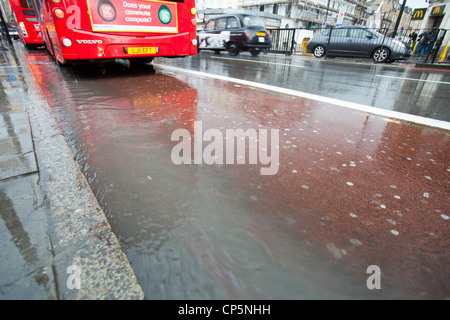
top-left (378, 75), bottom-right (450, 85)
top-left (153, 64), bottom-right (450, 131)
top-left (210, 55), bottom-right (305, 68)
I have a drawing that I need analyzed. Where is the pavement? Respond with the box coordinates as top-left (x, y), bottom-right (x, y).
top-left (0, 41), bottom-right (145, 299)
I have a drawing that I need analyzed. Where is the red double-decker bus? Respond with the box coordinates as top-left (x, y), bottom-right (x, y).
top-left (9, 0), bottom-right (44, 48)
top-left (31, 0), bottom-right (197, 65)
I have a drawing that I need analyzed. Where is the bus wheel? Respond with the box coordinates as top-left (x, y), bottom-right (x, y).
top-left (56, 59), bottom-right (66, 68)
top-left (44, 42), bottom-right (52, 55)
top-left (227, 42), bottom-right (240, 56)
top-left (129, 57), bottom-right (154, 65)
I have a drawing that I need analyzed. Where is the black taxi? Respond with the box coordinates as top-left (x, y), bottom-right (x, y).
top-left (197, 14), bottom-right (272, 56)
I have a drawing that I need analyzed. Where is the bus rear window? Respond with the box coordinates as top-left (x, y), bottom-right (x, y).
top-left (19, 0), bottom-right (34, 9)
top-left (23, 9), bottom-right (36, 16)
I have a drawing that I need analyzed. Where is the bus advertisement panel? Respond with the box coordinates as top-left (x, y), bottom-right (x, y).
top-left (32, 0), bottom-right (197, 65)
top-left (8, 0), bottom-right (44, 48)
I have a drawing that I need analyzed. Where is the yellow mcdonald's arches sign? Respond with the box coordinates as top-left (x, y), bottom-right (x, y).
top-left (412, 8), bottom-right (427, 20)
top-left (430, 5), bottom-right (446, 16)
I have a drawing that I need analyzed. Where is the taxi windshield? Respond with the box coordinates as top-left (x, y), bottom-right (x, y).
top-left (242, 15), bottom-right (265, 28)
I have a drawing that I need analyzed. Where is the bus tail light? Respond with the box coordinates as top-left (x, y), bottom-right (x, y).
top-left (54, 9), bottom-right (65, 19)
top-left (19, 22), bottom-right (28, 37)
top-left (191, 19), bottom-right (196, 26)
top-left (51, 0), bottom-right (61, 4)
top-left (192, 39), bottom-right (197, 46)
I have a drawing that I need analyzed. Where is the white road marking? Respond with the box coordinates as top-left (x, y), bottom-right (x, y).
top-left (210, 55), bottom-right (305, 68)
top-left (377, 75), bottom-right (450, 85)
top-left (153, 64), bottom-right (450, 131)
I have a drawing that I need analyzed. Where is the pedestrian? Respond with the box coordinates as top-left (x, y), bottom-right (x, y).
top-left (408, 31), bottom-right (417, 48)
top-left (416, 30), bottom-right (435, 61)
top-left (292, 40), bottom-right (297, 54)
top-left (414, 31), bottom-right (427, 53)
top-left (430, 36), bottom-right (443, 58)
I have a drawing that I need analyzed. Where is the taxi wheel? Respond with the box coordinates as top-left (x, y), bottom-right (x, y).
top-left (228, 42), bottom-right (240, 56)
top-left (250, 49), bottom-right (261, 57)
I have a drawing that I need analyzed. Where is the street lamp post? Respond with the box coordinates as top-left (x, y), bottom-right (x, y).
top-left (325, 0), bottom-right (330, 26)
top-left (392, 0), bottom-right (407, 38)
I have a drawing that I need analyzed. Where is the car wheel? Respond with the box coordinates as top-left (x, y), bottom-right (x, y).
top-left (313, 45), bottom-right (325, 58)
top-left (372, 47), bottom-right (389, 63)
top-left (228, 42), bottom-right (240, 56)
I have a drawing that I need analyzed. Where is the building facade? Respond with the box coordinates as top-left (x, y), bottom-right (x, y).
top-left (365, 0), bottom-right (418, 30)
top-left (419, 0), bottom-right (449, 29)
top-left (240, 0), bottom-right (370, 29)
top-left (196, 0), bottom-right (424, 31)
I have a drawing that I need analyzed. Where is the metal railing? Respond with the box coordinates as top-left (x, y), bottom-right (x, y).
top-left (268, 28), bottom-right (296, 55)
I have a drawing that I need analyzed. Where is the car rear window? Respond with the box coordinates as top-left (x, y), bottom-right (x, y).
top-left (242, 15), bottom-right (265, 28)
top-left (321, 28), bottom-right (347, 37)
top-left (216, 17), bottom-right (228, 30)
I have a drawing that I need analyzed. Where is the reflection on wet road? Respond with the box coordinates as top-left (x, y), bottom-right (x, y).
top-left (22, 48), bottom-right (449, 299)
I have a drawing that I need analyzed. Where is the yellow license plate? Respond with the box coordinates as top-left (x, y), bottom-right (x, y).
top-left (127, 47), bottom-right (157, 55)
top-left (256, 32), bottom-right (266, 36)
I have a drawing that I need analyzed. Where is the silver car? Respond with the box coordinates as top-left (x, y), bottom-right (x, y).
top-left (306, 26), bottom-right (411, 63)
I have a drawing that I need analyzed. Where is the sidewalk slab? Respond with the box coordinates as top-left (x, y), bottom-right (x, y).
top-left (0, 42), bottom-right (145, 299)
top-left (0, 46), bottom-right (56, 299)
top-left (0, 174), bottom-right (56, 299)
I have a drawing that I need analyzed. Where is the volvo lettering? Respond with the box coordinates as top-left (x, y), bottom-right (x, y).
top-left (76, 40), bottom-right (104, 44)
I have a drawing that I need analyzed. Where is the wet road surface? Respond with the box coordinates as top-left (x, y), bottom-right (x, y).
top-left (21, 47), bottom-right (449, 299)
top-left (160, 52), bottom-right (450, 122)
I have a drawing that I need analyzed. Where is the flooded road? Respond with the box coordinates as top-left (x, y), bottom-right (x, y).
top-left (22, 48), bottom-right (449, 299)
